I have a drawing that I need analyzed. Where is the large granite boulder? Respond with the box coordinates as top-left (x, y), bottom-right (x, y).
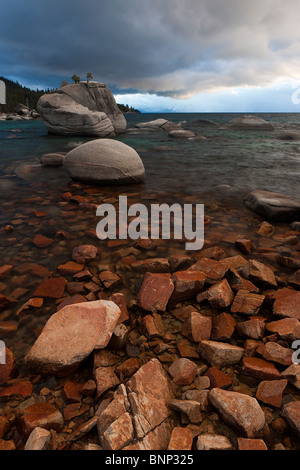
top-left (223, 115), bottom-right (275, 131)
top-left (37, 82), bottom-right (126, 137)
top-left (64, 139), bottom-right (145, 185)
top-left (245, 190), bottom-right (300, 222)
top-left (135, 118), bottom-right (182, 132)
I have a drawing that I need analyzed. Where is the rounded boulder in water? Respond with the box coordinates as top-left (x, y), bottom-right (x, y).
top-left (63, 139), bottom-right (146, 185)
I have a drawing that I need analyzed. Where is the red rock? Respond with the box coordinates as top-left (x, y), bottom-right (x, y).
top-left (63, 403), bottom-right (89, 421)
top-left (0, 265), bottom-right (12, 280)
top-left (196, 433), bottom-right (232, 450)
top-left (169, 255), bottom-right (193, 272)
top-left (0, 321), bottom-right (18, 336)
top-left (73, 268), bottom-right (92, 281)
top-left (177, 339), bottom-right (199, 359)
top-left (18, 403), bottom-right (64, 438)
top-left (242, 357), bottom-right (281, 380)
top-left (0, 417), bottom-right (9, 438)
top-left (262, 342), bottom-right (293, 366)
top-left (72, 245), bottom-right (97, 263)
top-left (63, 380), bottom-right (83, 403)
top-left (237, 438), bottom-right (268, 450)
top-left (34, 277), bottom-right (67, 299)
top-left (0, 348), bottom-right (18, 385)
top-left (221, 255), bottom-right (248, 270)
top-left (0, 439), bottom-right (15, 450)
top-left (211, 313), bottom-right (236, 341)
top-left (282, 401), bottom-right (300, 437)
top-left (237, 318), bottom-right (265, 339)
top-left (182, 312), bottom-right (212, 342)
top-left (115, 358), bottom-right (140, 378)
top-left (56, 294), bottom-right (87, 311)
top-left (0, 294), bottom-right (15, 311)
top-left (241, 260), bottom-right (277, 288)
top-left (256, 379), bottom-right (287, 408)
top-left (26, 300), bottom-right (121, 375)
top-left (140, 313), bottom-right (165, 339)
top-left (235, 239), bottom-right (255, 255)
top-left (273, 288), bottom-right (300, 320)
top-left (66, 282), bottom-right (86, 295)
top-left (204, 367), bottom-right (232, 389)
top-left (94, 366), bottom-right (120, 398)
top-left (0, 380), bottom-right (32, 399)
top-left (196, 246), bottom-right (227, 261)
top-left (168, 358), bottom-right (197, 385)
top-left (171, 271), bottom-right (206, 302)
top-left (33, 234), bottom-right (53, 248)
top-left (168, 399), bottom-right (202, 424)
top-left (198, 340), bottom-right (244, 368)
top-left (110, 293), bottom-right (129, 323)
top-left (134, 238), bottom-right (155, 250)
top-left (209, 388), bottom-right (265, 438)
top-left (137, 273), bottom-right (174, 313)
top-left (168, 427), bottom-right (193, 450)
top-left (288, 270), bottom-right (300, 289)
top-left (131, 258), bottom-right (170, 273)
top-left (244, 340), bottom-right (264, 357)
top-left (257, 221), bottom-right (274, 237)
top-left (99, 271), bottom-right (121, 289)
top-left (231, 290), bottom-right (265, 316)
top-left (188, 257), bottom-right (228, 282)
top-left (57, 261), bottom-right (84, 276)
top-left (266, 318), bottom-right (299, 341)
top-left (277, 255), bottom-right (300, 270)
top-left (15, 262), bottom-right (49, 278)
top-left (198, 279), bottom-right (234, 309)
top-left (226, 267), bottom-right (260, 293)
top-left (102, 413), bottom-right (134, 450)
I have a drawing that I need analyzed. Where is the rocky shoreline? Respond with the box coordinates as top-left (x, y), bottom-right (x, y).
top-left (0, 178), bottom-right (300, 451)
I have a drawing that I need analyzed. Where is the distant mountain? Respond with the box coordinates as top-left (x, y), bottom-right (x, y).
top-left (0, 77), bottom-right (140, 114)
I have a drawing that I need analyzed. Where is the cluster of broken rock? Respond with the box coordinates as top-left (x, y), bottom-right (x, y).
top-left (0, 104), bottom-right (40, 122)
top-left (1, 216), bottom-right (300, 451)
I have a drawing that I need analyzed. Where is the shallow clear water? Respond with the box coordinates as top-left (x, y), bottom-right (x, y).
top-left (0, 112), bottom-right (300, 199)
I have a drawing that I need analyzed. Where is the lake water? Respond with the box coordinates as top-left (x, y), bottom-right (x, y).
top-left (1, 112), bottom-right (300, 199)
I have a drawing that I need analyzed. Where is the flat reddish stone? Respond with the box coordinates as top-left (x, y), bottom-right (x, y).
top-left (241, 260), bottom-right (277, 288)
top-left (137, 273), bottom-right (174, 313)
top-left (237, 318), bottom-right (265, 339)
top-left (0, 265), bottom-right (12, 280)
top-left (0, 348), bottom-right (18, 385)
top-left (168, 399), bottom-right (202, 424)
top-left (15, 262), bottom-right (49, 278)
top-left (66, 282), bottom-right (86, 295)
top-left (188, 258), bottom-right (228, 282)
top-left (182, 311), bottom-right (212, 342)
top-left (134, 238), bottom-right (155, 250)
top-left (237, 438), bottom-right (268, 450)
top-left (170, 271), bottom-right (206, 302)
top-left (94, 366), bottom-right (120, 398)
top-left (198, 279), bottom-right (234, 309)
top-left (198, 340), bottom-right (244, 368)
top-left (168, 427), bottom-right (193, 450)
top-left (196, 433), bottom-right (232, 450)
top-left (0, 380), bottom-right (32, 399)
top-left (131, 258), bottom-right (170, 273)
top-left (141, 313), bottom-right (165, 339)
top-left (231, 290), bottom-right (265, 316)
top-left (34, 277), bottom-right (67, 299)
top-left (18, 403), bottom-right (64, 439)
top-left (72, 245), bottom-right (97, 263)
top-left (226, 267), bottom-right (260, 293)
top-left (0, 294), bottom-right (15, 311)
top-left (169, 255), bottom-right (193, 272)
top-left (81, 380), bottom-right (96, 396)
top-left (0, 439), bottom-right (15, 450)
top-left (33, 234), bottom-right (53, 248)
top-left (115, 358), bottom-right (140, 378)
top-left (211, 313), bottom-right (236, 341)
top-left (63, 380), bottom-right (83, 403)
top-left (281, 401), bottom-right (300, 438)
top-left (256, 379), bottom-right (287, 408)
top-left (73, 268), bottom-right (92, 281)
top-left (235, 239), bottom-right (255, 255)
top-left (99, 271), bottom-right (121, 289)
top-left (221, 255), bottom-right (248, 270)
top-left (273, 288), bottom-right (300, 320)
top-left (197, 246), bottom-right (227, 261)
top-left (169, 358), bottom-right (197, 385)
top-left (102, 412), bottom-right (134, 450)
top-left (177, 339), bottom-right (199, 359)
top-left (204, 367), bottom-right (232, 389)
top-left (266, 318), bottom-right (299, 341)
top-left (110, 293), bottom-right (129, 323)
top-left (57, 261), bottom-right (84, 276)
top-left (209, 388), bottom-right (265, 438)
top-left (242, 357), bottom-right (281, 380)
top-left (262, 342), bottom-right (293, 366)
top-left (63, 403), bottom-right (89, 421)
top-left (56, 294), bottom-right (87, 311)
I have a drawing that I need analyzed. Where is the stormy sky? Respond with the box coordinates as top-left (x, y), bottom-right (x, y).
top-left (1, 0), bottom-right (300, 112)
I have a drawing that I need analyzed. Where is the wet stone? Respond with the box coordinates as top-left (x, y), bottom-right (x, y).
top-left (137, 273), bottom-right (174, 313)
top-left (34, 277), bottom-right (67, 299)
top-left (72, 245), bottom-right (98, 264)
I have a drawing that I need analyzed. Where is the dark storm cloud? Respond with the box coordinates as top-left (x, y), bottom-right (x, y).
top-left (1, 0), bottom-right (300, 96)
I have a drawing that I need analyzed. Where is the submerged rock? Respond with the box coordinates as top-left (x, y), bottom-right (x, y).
top-left (64, 139), bottom-right (145, 185)
top-left (37, 81), bottom-right (126, 137)
top-left (244, 190), bottom-right (300, 222)
top-left (40, 153), bottom-right (65, 167)
top-left (223, 115), bottom-right (275, 131)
